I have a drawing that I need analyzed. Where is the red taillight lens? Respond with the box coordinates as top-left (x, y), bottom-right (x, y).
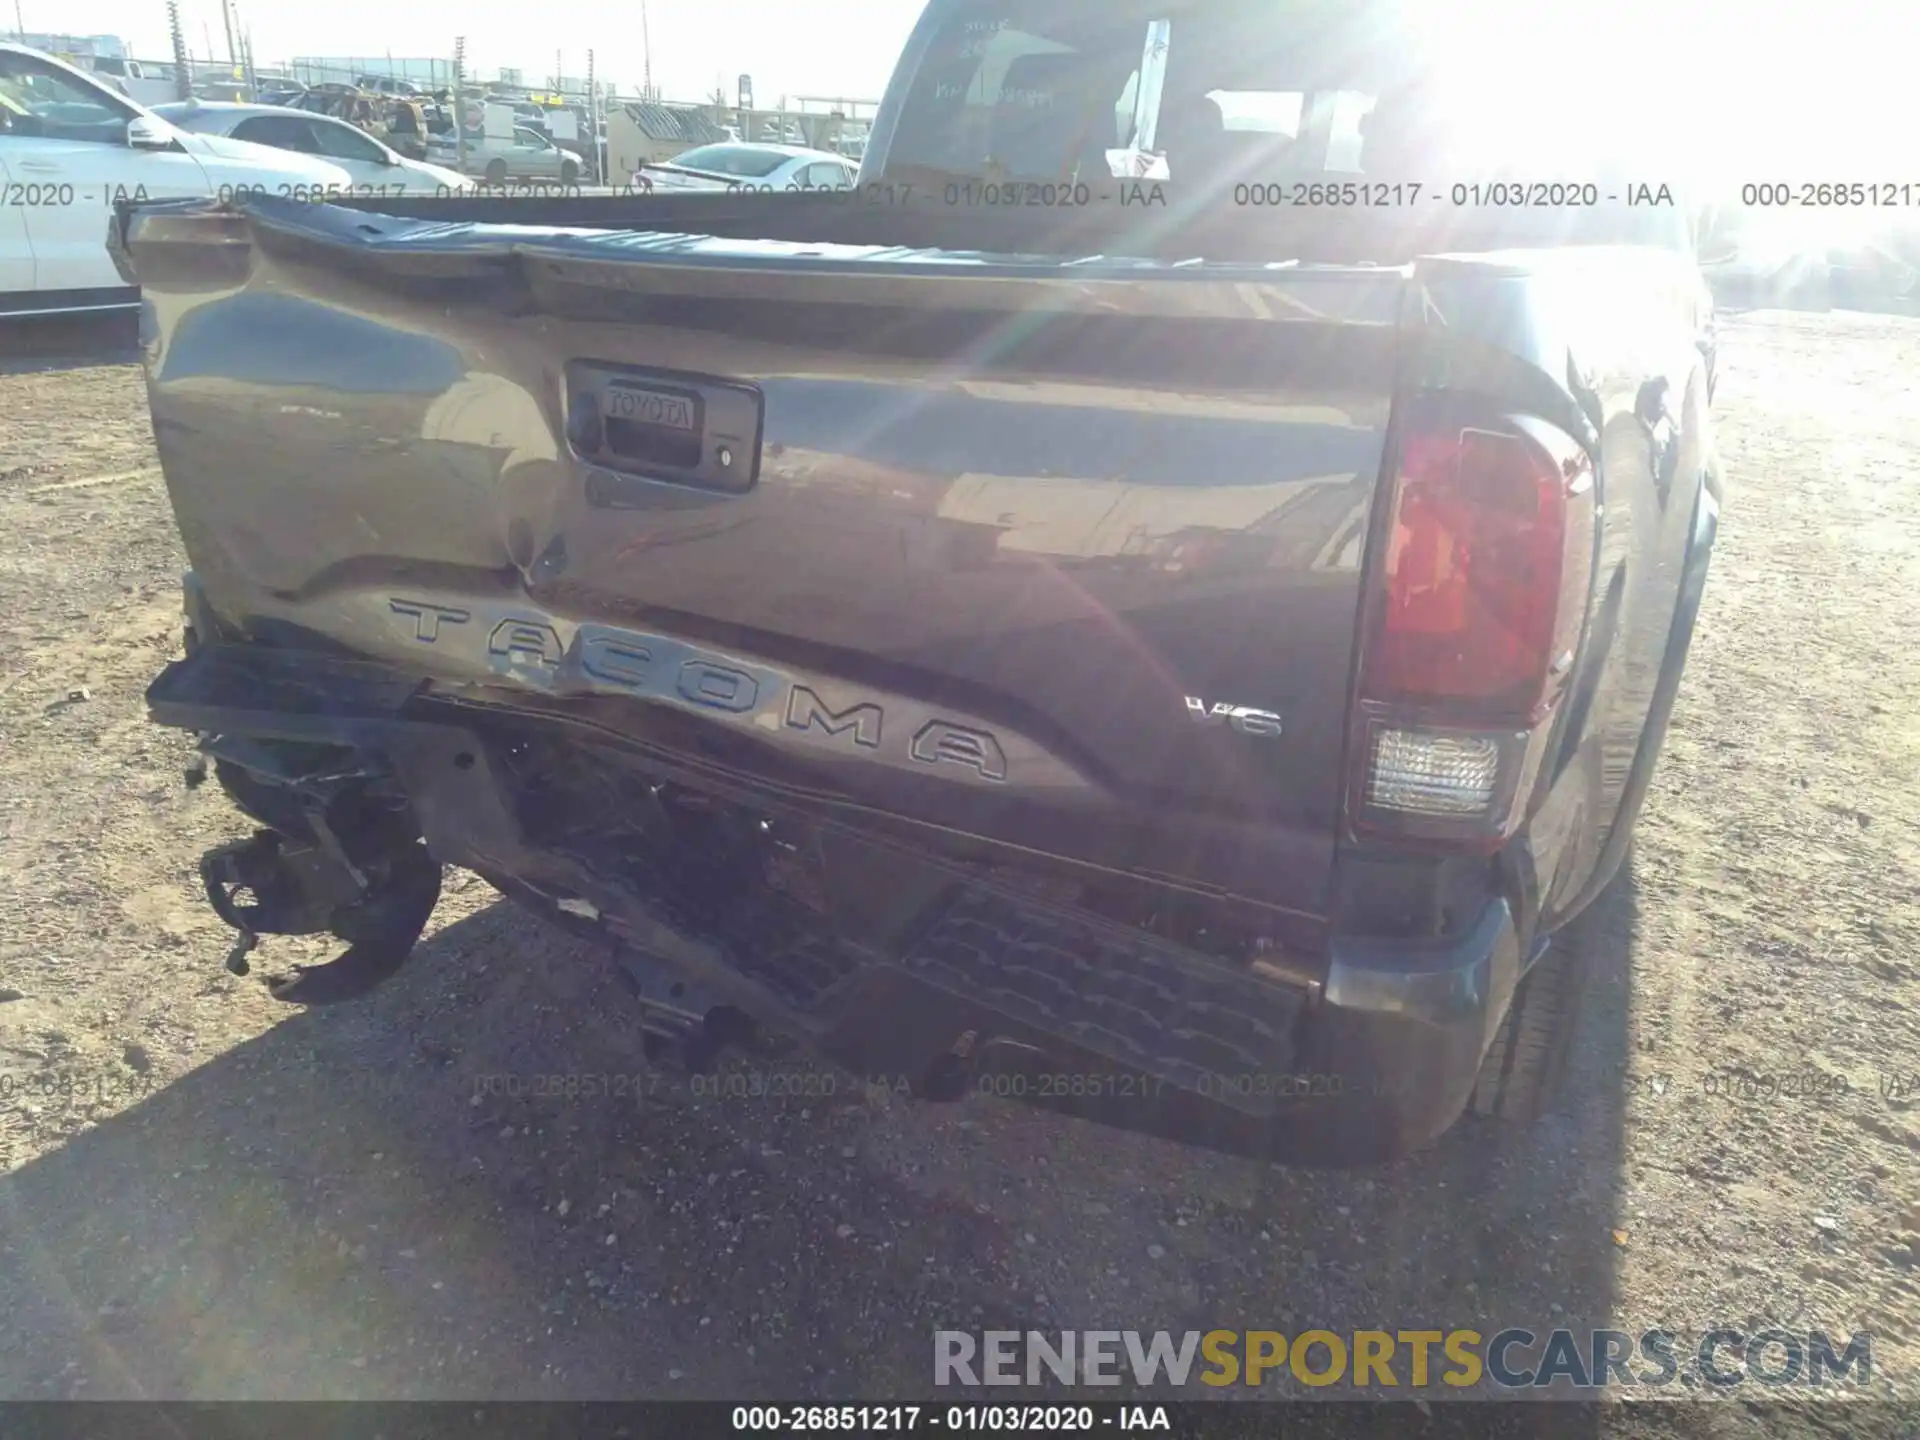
top-left (1363, 418), bottom-right (1593, 720)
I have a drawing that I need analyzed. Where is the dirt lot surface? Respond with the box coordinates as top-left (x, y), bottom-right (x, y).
top-left (0, 310), bottom-right (1916, 1431)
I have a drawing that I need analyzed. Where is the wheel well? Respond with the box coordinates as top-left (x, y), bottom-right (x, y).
top-left (1552, 561), bottom-right (1627, 787)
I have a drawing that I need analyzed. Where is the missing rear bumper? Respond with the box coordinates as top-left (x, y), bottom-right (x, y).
top-left (151, 639), bottom-right (1506, 1162)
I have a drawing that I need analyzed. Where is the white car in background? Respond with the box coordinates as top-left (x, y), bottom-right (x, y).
top-left (1, 42), bottom-right (358, 316)
top-left (152, 101), bottom-right (467, 193)
top-left (87, 56), bottom-right (182, 109)
top-left (640, 142), bottom-right (857, 193)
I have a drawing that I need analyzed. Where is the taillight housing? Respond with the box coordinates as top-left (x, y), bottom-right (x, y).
top-left (1349, 403), bottom-right (1595, 847)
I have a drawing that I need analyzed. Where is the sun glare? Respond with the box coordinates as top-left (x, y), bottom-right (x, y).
top-left (1385, 0), bottom-right (1919, 251)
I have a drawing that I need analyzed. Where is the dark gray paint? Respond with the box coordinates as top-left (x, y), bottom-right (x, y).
top-left (127, 193), bottom-right (1711, 950)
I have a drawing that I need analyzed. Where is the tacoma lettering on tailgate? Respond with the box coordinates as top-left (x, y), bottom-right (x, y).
top-left (390, 598), bottom-right (1030, 786)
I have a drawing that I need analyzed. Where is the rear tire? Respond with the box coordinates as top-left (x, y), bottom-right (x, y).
top-left (1466, 858), bottom-right (1620, 1125)
top-left (1467, 929), bottom-right (1588, 1126)
top-left (484, 159), bottom-right (508, 185)
top-left (1469, 468), bottom-right (1708, 1129)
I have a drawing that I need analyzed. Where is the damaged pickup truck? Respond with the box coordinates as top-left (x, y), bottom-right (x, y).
top-left (118, 0), bottom-right (1721, 1163)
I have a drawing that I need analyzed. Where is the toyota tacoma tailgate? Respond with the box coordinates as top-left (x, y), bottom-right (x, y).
top-left (134, 197), bottom-right (1402, 940)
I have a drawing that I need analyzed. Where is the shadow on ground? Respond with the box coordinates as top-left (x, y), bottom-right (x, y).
top-left (0, 313), bottom-right (141, 376)
top-left (0, 867), bottom-right (1638, 1414)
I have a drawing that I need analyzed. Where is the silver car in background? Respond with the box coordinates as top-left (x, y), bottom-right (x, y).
top-left (426, 125), bottom-right (581, 185)
top-left (153, 101), bottom-right (466, 192)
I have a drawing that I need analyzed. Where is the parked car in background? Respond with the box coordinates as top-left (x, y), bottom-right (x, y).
top-left (641, 141), bottom-right (856, 192)
top-left (0, 41), bottom-right (357, 314)
top-left (193, 79), bottom-right (252, 104)
top-left (426, 124), bottom-right (580, 184)
top-left (152, 101), bottom-right (466, 192)
top-left (88, 55), bottom-right (179, 107)
top-left (744, 120), bottom-right (807, 146)
top-left (255, 82), bottom-right (307, 108)
top-left (355, 75), bottom-right (425, 97)
top-left (542, 104), bottom-right (598, 166)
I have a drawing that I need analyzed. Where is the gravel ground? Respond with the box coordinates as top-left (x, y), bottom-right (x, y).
top-left (0, 309), bottom-right (1916, 1430)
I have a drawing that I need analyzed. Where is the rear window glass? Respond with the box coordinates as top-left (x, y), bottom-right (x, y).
top-left (670, 144), bottom-right (791, 178)
top-left (886, 0), bottom-right (1407, 183)
top-left (891, 7), bottom-right (1158, 180)
top-left (883, 0), bottom-right (1692, 251)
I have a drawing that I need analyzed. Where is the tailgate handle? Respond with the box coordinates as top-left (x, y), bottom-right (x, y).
top-left (565, 360), bottom-right (763, 498)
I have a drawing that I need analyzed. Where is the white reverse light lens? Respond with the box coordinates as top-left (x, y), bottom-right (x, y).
top-left (1366, 728), bottom-right (1501, 817)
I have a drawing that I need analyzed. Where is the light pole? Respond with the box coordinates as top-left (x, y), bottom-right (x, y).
top-left (453, 35), bottom-right (467, 176)
top-left (168, 0), bottom-right (193, 101)
top-left (585, 47), bottom-right (599, 184)
top-left (640, 0), bottom-right (652, 100)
